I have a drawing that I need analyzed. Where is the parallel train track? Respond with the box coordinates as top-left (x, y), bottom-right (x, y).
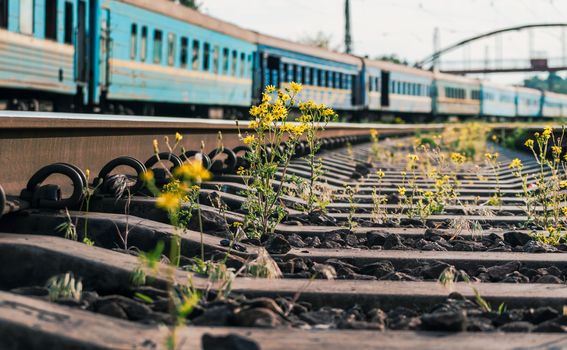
top-left (1, 113), bottom-right (566, 349)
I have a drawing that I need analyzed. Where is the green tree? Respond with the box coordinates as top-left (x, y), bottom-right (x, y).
top-left (376, 54), bottom-right (409, 66)
top-left (179, 0), bottom-right (201, 10)
top-left (524, 72), bottom-right (567, 93)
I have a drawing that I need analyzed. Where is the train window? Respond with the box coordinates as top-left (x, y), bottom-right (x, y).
top-left (301, 67), bottom-right (306, 84)
top-left (231, 50), bottom-right (237, 76)
top-left (19, 0), bottom-right (33, 35)
top-left (203, 43), bottom-right (210, 71)
top-left (248, 54), bottom-right (253, 78)
top-left (471, 90), bottom-right (480, 100)
top-left (221, 48), bottom-right (229, 75)
top-left (153, 30), bottom-right (163, 64)
top-left (45, 0), bottom-right (58, 39)
top-left (167, 33), bottom-right (175, 66)
top-left (338, 73), bottom-right (343, 89)
top-left (368, 77), bottom-right (373, 92)
top-left (130, 24), bottom-right (137, 60)
top-left (0, 0), bottom-right (7, 29)
top-left (375, 77), bottom-right (380, 92)
top-left (140, 27), bottom-right (147, 62)
top-left (180, 37), bottom-right (188, 68)
top-left (240, 52), bottom-right (245, 77)
top-left (305, 67), bottom-right (311, 85)
top-left (310, 68), bottom-right (316, 85)
top-left (213, 45), bottom-right (219, 73)
top-left (192, 40), bottom-right (200, 70)
top-left (64, 2), bottom-right (73, 44)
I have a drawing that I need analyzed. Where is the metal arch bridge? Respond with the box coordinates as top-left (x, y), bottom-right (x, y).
top-left (415, 23), bottom-right (567, 74)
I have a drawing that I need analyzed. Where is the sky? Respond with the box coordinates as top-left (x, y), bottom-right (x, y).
top-left (199, 0), bottom-right (567, 84)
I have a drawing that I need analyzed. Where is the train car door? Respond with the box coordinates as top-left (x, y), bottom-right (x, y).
top-left (76, 0), bottom-right (87, 84)
top-left (380, 71), bottom-right (390, 107)
top-left (99, 9), bottom-right (111, 92)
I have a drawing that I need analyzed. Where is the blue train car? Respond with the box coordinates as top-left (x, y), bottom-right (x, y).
top-left (542, 91), bottom-right (567, 118)
top-left (516, 86), bottom-right (542, 118)
top-left (479, 81), bottom-right (516, 118)
top-left (433, 72), bottom-right (480, 116)
top-left (363, 59), bottom-right (433, 115)
top-left (0, 0), bottom-right (87, 110)
top-left (255, 33), bottom-right (362, 112)
top-left (93, 0), bottom-right (256, 116)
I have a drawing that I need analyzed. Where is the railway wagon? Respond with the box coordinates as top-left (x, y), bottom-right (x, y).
top-left (516, 86), bottom-right (542, 118)
top-left (0, 0), bottom-right (85, 111)
top-left (94, 0), bottom-right (256, 117)
top-left (255, 33), bottom-right (362, 112)
top-left (479, 81), bottom-right (516, 118)
top-left (433, 72), bottom-right (481, 116)
top-left (363, 59), bottom-right (433, 115)
top-left (542, 90), bottom-right (567, 118)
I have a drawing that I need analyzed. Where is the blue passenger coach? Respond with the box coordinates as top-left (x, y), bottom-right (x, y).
top-left (91, 0), bottom-right (256, 116)
top-left (363, 59), bottom-right (433, 115)
top-left (479, 81), bottom-right (516, 118)
top-left (0, 0), bottom-right (87, 110)
top-left (255, 33), bottom-right (362, 112)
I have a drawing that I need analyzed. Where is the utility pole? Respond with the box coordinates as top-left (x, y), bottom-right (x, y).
top-left (345, 0), bottom-right (353, 54)
top-left (432, 27), bottom-right (440, 71)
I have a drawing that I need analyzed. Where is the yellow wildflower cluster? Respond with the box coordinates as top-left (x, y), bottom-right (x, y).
top-left (509, 158), bottom-right (523, 169)
top-left (289, 82), bottom-right (303, 94)
top-left (407, 154), bottom-right (419, 162)
top-left (450, 152), bottom-right (466, 165)
top-left (524, 139), bottom-right (534, 148)
top-left (243, 135), bottom-right (256, 145)
top-left (542, 126), bottom-right (553, 139)
top-left (398, 186), bottom-right (407, 197)
top-left (552, 146), bottom-right (562, 156)
top-left (485, 152), bottom-right (499, 161)
top-left (376, 169), bottom-right (385, 178)
top-left (173, 160), bottom-right (212, 183)
top-left (156, 192), bottom-right (181, 211)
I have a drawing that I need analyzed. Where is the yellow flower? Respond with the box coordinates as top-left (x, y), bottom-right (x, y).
top-left (85, 169), bottom-right (90, 181)
top-left (397, 187), bottom-right (407, 197)
top-left (561, 181), bottom-right (567, 189)
top-left (491, 135), bottom-right (498, 142)
top-left (407, 154), bottom-right (419, 162)
top-left (552, 146), bottom-right (562, 156)
top-left (174, 161), bottom-right (212, 183)
top-left (243, 135), bottom-right (255, 145)
top-left (156, 192), bottom-right (181, 211)
top-left (262, 92), bottom-right (272, 103)
top-left (175, 132), bottom-right (183, 142)
top-left (289, 82), bottom-right (303, 94)
top-left (265, 85), bottom-right (276, 94)
top-left (250, 106), bottom-right (261, 117)
top-left (542, 127), bottom-right (553, 139)
top-left (141, 169), bottom-right (154, 183)
top-left (424, 191), bottom-right (433, 197)
top-left (370, 129), bottom-right (379, 136)
top-left (376, 169), bottom-right (385, 178)
top-left (401, 171), bottom-right (407, 177)
top-left (450, 152), bottom-right (466, 165)
top-left (280, 93), bottom-right (291, 102)
top-left (291, 124), bottom-right (308, 136)
top-left (509, 158), bottom-right (523, 169)
top-left (562, 207), bottom-right (567, 216)
top-left (524, 139), bottom-right (534, 148)
top-left (249, 120), bottom-right (259, 129)
top-left (485, 152), bottom-right (498, 161)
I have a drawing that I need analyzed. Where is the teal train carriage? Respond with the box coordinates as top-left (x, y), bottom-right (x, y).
top-left (0, 0), bottom-right (87, 111)
top-left (363, 59), bottom-right (433, 118)
top-left (91, 0), bottom-right (256, 117)
top-left (255, 33), bottom-right (363, 115)
top-left (479, 81), bottom-right (516, 118)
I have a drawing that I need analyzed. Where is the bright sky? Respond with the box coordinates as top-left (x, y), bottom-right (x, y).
top-left (201, 0), bottom-right (567, 84)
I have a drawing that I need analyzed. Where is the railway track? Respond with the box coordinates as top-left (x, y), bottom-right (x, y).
top-left (1, 112), bottom-right (567, 349)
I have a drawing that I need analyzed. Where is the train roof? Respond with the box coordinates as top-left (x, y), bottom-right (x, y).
top-left (121, 0), bottom-right (361, 66)
top-left (481, 80), bottom-right (517, 92)
top-left (515, 86), bottom-right (542, 95)
top-left (255, 33), bottom-right (362, 66)
top-left (433, 71), bottom-right (480, 85)
top-left (363, 59), bottom-right (433, 78)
